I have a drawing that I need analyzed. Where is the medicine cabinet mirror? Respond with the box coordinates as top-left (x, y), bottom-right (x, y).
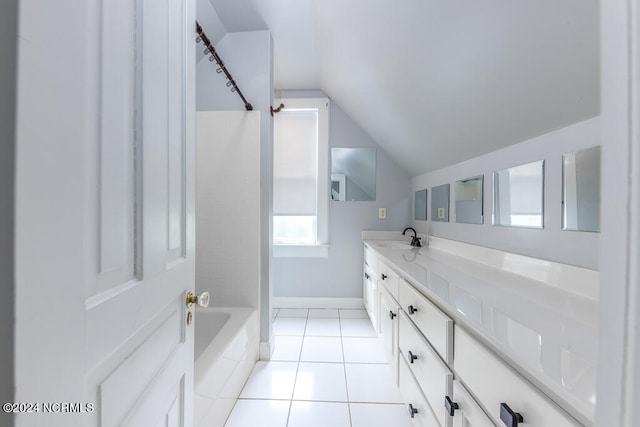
top-left (331, 148), bottom-right (376, 201)
top-left (454, 175), bottom-right (484, 224)
top-left (492, 160), bottom-right (544, 228)
top-left (562, 146), bottom-right (600, 232)
top-left (415, 189), bottom-right (427, 220)
top-left (431, 184), bottom-right (450, 222)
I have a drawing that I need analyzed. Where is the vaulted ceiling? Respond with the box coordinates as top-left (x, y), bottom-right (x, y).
top-left (202, 0), bottom-right (600, 176)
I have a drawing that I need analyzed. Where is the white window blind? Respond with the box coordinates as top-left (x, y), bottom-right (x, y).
top-left (272, 98), bottom-right (329, 254)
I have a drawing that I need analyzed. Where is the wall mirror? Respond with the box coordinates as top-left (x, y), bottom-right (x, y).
top-left (331, 148), bottom-right (376, 201)
top-left (415, 189), bottom-right (427, 220)
top-left (492, 160), bottom-right (544, 228)
top-left (455, 175), bottom-right (484, 224)
top-left (562, 146), bottom-right (600, 232)
top-left (431, 184), bottom-right (450, 222)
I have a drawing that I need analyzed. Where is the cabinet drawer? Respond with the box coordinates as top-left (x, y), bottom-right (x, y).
top-left (399, 357), bottom-right (441, 427)
top-left (399, 279), bottom-right (453, 363)
top-left (364, 246), bottom-right (377, 271)
top-left (378, 261), bottom-right (399, 300)
top-left (450, 380), bottom-right (496, 427)
top-left (399, 312), bottom-right (453, 427)
top-left (455, 327), bottom-right (581, 427)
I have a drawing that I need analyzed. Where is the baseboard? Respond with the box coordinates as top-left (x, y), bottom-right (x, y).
top-left (272, 297), bottom-right (364, 309)
top-left (259, 340), bottom-right (274, 361)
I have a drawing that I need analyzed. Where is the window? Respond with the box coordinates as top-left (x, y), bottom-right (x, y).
top-left (273, 98), bottom-right (329, 257)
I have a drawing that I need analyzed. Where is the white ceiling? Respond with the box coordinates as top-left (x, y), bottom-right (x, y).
top-left (204, 0), bottom-right (599, 176)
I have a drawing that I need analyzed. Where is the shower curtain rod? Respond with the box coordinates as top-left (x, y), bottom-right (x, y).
top-left (196, 21), bottom-right (253, 111)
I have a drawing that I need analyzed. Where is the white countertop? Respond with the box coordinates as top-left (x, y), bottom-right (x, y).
top-left (363, 237), bottom-right (597, 425)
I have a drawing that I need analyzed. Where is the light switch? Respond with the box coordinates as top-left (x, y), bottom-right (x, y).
top-left (379, 208), bottom-right (387, 219)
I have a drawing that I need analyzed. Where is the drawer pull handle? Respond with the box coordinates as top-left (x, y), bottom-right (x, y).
top-left (500, 402), bottom-right (524, 427)
top-left (389, 311), bottom-right (397, 319)
top-left (364, 272), bottom-right (370, 280)
top-left (381, 273), bottom-right (388, 280)
top-left (444, 396), bottom-right (459, 416)
top-left (408, 350), bottom-right (418, 364)
top-left (408, 305), bottom-right (418, 315)
top-left (408, 404), bottom-right (418, 418)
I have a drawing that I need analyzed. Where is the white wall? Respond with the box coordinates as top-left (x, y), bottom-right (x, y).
top-left (273, 93), bottom-right (412, 299)
top-left (412, 117), bottom-right (600, 270)
top-left (196, 111), bottom-right (261, 308)
top-left (0, 0), bottom-right (16, 423)
top-left (196, 15), bottom-right (274, 345)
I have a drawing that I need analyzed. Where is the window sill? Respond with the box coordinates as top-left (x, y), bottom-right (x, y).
top-left (273, 244), bottom-right (329, 258)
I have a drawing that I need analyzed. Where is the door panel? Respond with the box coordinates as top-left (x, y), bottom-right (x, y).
top-left (15, 0), bottom-right (195, 425)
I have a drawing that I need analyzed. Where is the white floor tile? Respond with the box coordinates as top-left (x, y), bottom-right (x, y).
top-left (288, 401), bottom-right (350, 427)
top-left (293, 362), bottom-right (348, 402)
top-left (300, 337), bottom-right (343, 363)
top-left (350, 403), bottom-right (413, 427)
top-left (308, 308), bottom-right (339, 318)
top-left (276, 308), bottom-right (309, 318)
top-left (224, 399), bottom-right (290, 427)
top-left (345, 364), bottom-right (404, 403)
top-left (305, 318), bottom-right (341, 336)
top-left (271, 336), bottom-right (303, 361)
top-left (273, 317), bottom-right (307, 336)
top-left (342, 337), bottom-right (387, 364)
top-left (340, 318), bottom-right (377, 337)
top-left (239, 361), bottom-right (298, 400)
top-left (339, 309), bottom-right (369, 319)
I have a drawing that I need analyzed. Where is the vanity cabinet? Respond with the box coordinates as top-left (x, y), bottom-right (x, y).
top-left (363, 240), bottom-right (589, 427)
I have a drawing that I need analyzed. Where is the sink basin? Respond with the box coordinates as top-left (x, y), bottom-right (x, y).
top-left (372, 241), bottom-right (413, 250)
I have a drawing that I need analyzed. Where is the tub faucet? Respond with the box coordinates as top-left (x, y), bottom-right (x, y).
top-left (402, 227), bottom-right (421, 247)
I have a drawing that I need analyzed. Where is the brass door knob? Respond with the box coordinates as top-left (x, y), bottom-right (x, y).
top-left (186, 291), bottom-right (210, 308)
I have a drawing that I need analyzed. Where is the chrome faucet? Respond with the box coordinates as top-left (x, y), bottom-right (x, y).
top-left (402, 227), bottom-right (421, 247)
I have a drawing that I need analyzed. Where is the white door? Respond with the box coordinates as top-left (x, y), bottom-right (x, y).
top-left (14, 0), bottom-right (195, 426)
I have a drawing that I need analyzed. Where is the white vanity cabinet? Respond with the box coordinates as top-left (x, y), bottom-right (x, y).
top-left (362, 239), bottom-right (592, 427)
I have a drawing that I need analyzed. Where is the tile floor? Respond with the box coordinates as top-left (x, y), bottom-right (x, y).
top-left (222, 308), bottom-right (413, 427)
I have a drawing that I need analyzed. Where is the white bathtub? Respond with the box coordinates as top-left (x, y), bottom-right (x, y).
top-left (194, 307), bottom-right (259, 427)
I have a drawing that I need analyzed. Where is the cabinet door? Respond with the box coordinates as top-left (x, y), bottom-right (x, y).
top-left (379, 286), bottom-right (400, 383)
top-left (451, 380), bottom-right (496, 427)
top-left (363, 264), bottom-right (378, 329)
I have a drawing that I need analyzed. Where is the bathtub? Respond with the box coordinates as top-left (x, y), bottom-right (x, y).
top-left (194, 307), bottom-right (259, 427)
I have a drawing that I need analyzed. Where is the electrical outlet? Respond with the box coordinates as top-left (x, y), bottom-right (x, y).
top-left (379, 208), bottom-right (387, 219)
top-left (438, 208), bottom-right (445, 219)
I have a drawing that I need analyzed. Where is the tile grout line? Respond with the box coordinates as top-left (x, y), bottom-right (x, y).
top-left (285, 311), bottom-right (308, 426)
top-left (338, 312), bottom-right (354, 426)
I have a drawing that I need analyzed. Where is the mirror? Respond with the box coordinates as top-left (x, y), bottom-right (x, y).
top-left (455, 175), bottom-right (483, 224)
top-left (492, 160), bottom-right (544, 228)
top-left (431, 184), bottom-right (450, 222)
top-left (562, 146), bottom-right (600, 232)
top-left (331, 148), bottom-right (376, 201)
top-left (415, 189), bottom-right (427, 220)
